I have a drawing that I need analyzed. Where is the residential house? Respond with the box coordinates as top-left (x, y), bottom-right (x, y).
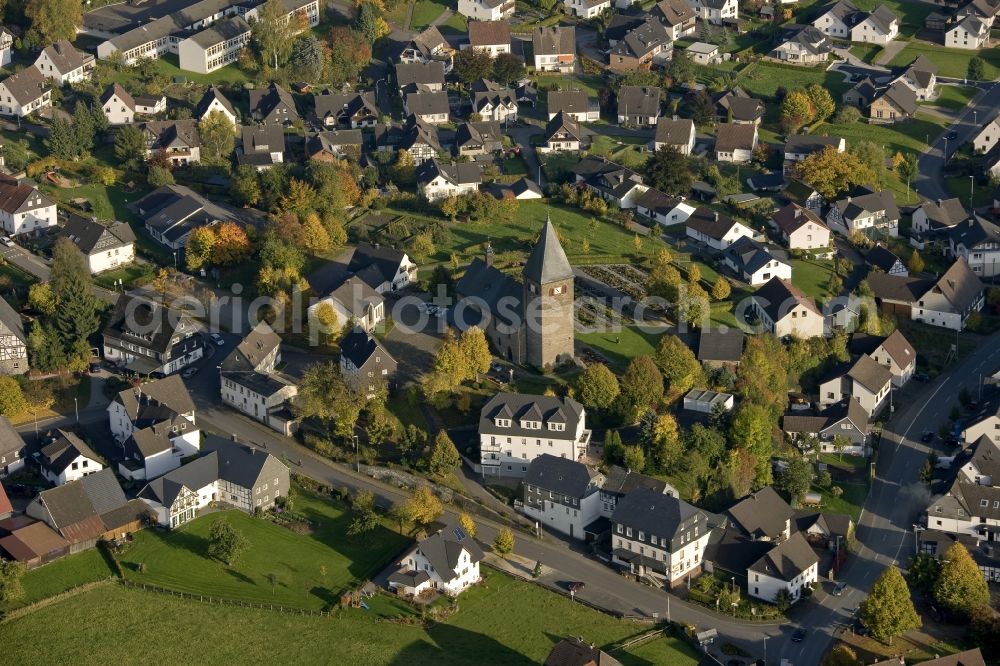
top-left (540, 111), bottom-right (583, 153)
top-left (314, 92), bottom-right (378, 129)
top-left (697, 327), bottom-right (744, 368)
top-left (818, 354), bottom-right (893, 416)
top-left (467, 20), bottom-right (511, 56)
top-left (617, 85), bottom-right (661, 127)
top-left (100, 83), bottom-right (138, 125)
top-left (813, 0), bottom-right (862, 38)
top-left (783, 135), bottom-right (845, 170)
top-left (533, 26), bottom-right (576, 73)
top-left (0, 416), bottom-right (25, 476)
top-left (339, 326), bottom-right (397, 396)
top-left (652, 117), bottom-right (696, 154)
top-left (237, 123), bottom-right (286, 170)
top-left (135, 93), bottom-right (166, 116)
top-left (850, 5), bottom-right (898, 43)
top-left (138, 435), bottom-right (289, 528)
top-left (548, 90), bottom-right (599, 121)
top-left (308, 275), bottom-right (385, 334)
top-left (913, 258), bottom-right (984, 330)
top-left (686, 41), bottom-right (720, 64)
top-left (108, 374), bottom-right (197, 445)
top-left (961, 0), bottom-right (1000, 27)
top-left (946, 215), bottom-right (1000, 277)
top-left (249, 83), bottom-right (298, 125)
top-left (867, 81), bottom-right (917, 123)
top-left (454, 120), bottom-right (503, 157)
top-left (894, 55), bottom-right (937, 100)
top-left (975, 113), bottom-right (1000, 154)
top-left (783, 179), bottom-right (824, 215)
top-left (685, 207), bottom-right (755, 250)
top-left (611, 488), bottom-right (711, 586)
top-left (0, 65), bottom-right (50, 117)
top-left (177, 15), bottom-right (251, 74)
top-left (565, 0), bottom-right (611, 18)
top-left (56, 215), bottom-right (136, 274)
top-left (865, 329), bottom-right (916, 386)
top-left (347, 243), bottom-right (419, 293)
top-left (195, 85), bottom-right (237, 124)
top-left (396, 61), bottom-right (446, 93)
top-left (489, 177), bottom-right (544, 200)
top-left (34, 40), bottom-right (94, 85)
top-left (417, 159), bottom-right (482, 202)
top-left (0, 174), bottom-right (57, 236)
top-left (715, 123), bottom-right (758, 162)
top-left (404, 91), bottom-right (450, 125)
top-left (136, 184), bottom-right (235, 250)
top-left (960, 435), bottom-right (1000, 484)
top-left (723, 236), bottom-right (792, 286)
top-left (727, 486), bottom-right (795, 542)
top-left (609, 18), bottom-right (673, 71)
top-left (140, 120), bottom-right (201, 166)
top-left (945, 14), bottom-right (989, 49)
top-left (635, 188), bottom-right (696, 226)
top-left (926, 478), bottom-right (1000, 543)
top-left (652, 0), bottom-right (698, 39)
top-left (747, 532), bottom-right (819, 604)
top-left (522, 454), bottom-right (604, 540)
top-left (399, 25), bottom-right (453, 73)
top-left (783, 397), bottom-right (870, 454)
top-left (716, 88), bottom-right (765, 125)
top-left (375, 115), bottom-right (442, 164)
top-left (911, 197), bottom-right (966, 237)
top-left (457, 0), bottom-right (514, 21)
top-left (573, 157), bottom-right (649, 209)
top-left (796, 510), bottom-right (855, 549)
top-left (102, 294), bottom-right (204, 375)
top-left (0, 520), bottom-right (70, 567)
top-left (750, 277), bottom-right (825, 338)
top-left (38, 430), bottom-right (104, 486)
top-left (470, 79), bottom-right (517, 123)
top-left (827, 187), bottom-right (899, 237)
top-left (772, 203), bottom-right (831, 252)
top-left (220, 321), bottom-right (297, 435)
top-left (686, 0), bottom-right (739, 24)
top-left (918, 529), bottom-right (1000, 584)
top-left (305, 129), bottom-right (363, 162)
top-left (0, 28), bottom-right (12, 67)
top-left (544, 639), bottom-right (623, 666)
top-left (388, 527), bottom-right (483, 597)
top-left (478, 393), bottom-right (590, 477)
top-left (770, 24), bottom-right (832, 64)
top-left (599, 466), bottom-right (677, 523)
top-left (867, 244), bottom-right (908, 276)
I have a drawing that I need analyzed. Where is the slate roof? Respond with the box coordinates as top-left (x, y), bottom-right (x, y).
top-left (611, 18), bottom-right (671, 60)
top-left (103, 294), bottom-right (199, 357)
top-left (479, 393), bottom-right (585, 438)
top-left (775, 24), bottom-right (831, 56)
top-left (0, 295), bottom-right (25, 347)
top-left (196, 85), bottom-right (236, 119)
top-left (654, 117), bottom-right (693, 147)
top-left (471, 80), bottom-right (516, 114)
top-left (969, 435), bottom-right (1000, 481)
top-left (455, 257), bottom-right (522, 326)
top-left (947, 215), bottom-right (1000, 250)
top-left (249, 82), bottom-right (297, 121)
top-left (724, 236), bottom-right (787, 276)
top-left (239, 123), bottom-right (285, 163)
top-left (0, 65), bottom-right (48, 104)
top-left (715, 123), bottom-right (757, 152)
top-left (142, 119), bottom-right (201, 150)
top-left (417, 159), bottom-right (482, 186)
top-left (407, 527), bottom-right (484, 583)
top-left (899, 54), bottom-right (937, 89)
top-left (114, 374), bottom-right (195, 423)
top-left (407, 25), bottom-right (447, 57)
top-left (221, 320), bottom-right (281, 373)
top-left (533, 26), bottom-right (575, 55)
top-left (348, 244), bottom-right (411, 289)
top-left (653, 0), bottom-right (696, 26)
top-left (395, 61), bottom-right (446, 88)
top-left (0, 173), bottom-right (52, 215)
top-left (314, 92), bottom-right (378, 123)
top-left (917, 198), bottom-right (966, 230)
top-left (340, 326), bottom-right (395, 369)
top-left (39, 40), bottom-right (92, 74)
top-left (874, 80), bottom-right (917, 115)
top-left (820, 0), bottom-right (860, 22)
top-left (602, 466), bottom-right (671, 497)
top-left (867, 4), bottom-right (898, 33)
top-left (544, 637), bottom-right (623, 666)
top-left (405, 90), bottom-right (449, 116)
top-left (525, 454), bottom-right (600, 499)
top-left (784, 134), bottom-right (842, 156)
top-left (57, 215), bottom-right (135, 254)
top-left (686, 207), bottom-right (740, 241)
top-left (833, 189), bottom-right (899, 223)
top-left (186, 15), bottom-right (249, 48)
top-left (747, 531), bottom-right (818, 581)
top-left (794, 509), bottom-right (853, 539)
top-left (878, 329), bottom-right (916, 368)
top-left (544, 111), bottom-right (582, 142)
top-left (548, 90), bottom-right (593, 115)
top-left (618, 85), bottom-right (661, 117)
top-left (867, 244), bottom-right (903, 273)
top-left (782, 397), bottom-right (870, 437)
top-left (40, 430), bottom-right (102, 476)
top-left (611, 487), bottom-right (705, 550)
top-left (524, 218), bottom-right (574, 284)
top-left (30, 468), bottom-right (129, 540)
top-left (752, 277), bottom-right (821, 321)
top-left (0, 415), bottom-right (23, 461)
top-left (717, 89), bottom-right (764, 123)
top-left (468, 19), bottom-right (511, 45)
top-left (773, 203), bottom-right (826, 236)
top-left (727, 486), bottom-right (794, 540)
top-left (698, 327), bottom-right (744, 363)
top-left (634, 187), bottom-right (680, 215)
top-left (847, 353), bottom-right (893, 392)
top-left (866, 272), bottom-right (931, 303)
top-left (930, 258), bottom-right (983, 312)
top-left (101, 82), bottom-right (134, 110)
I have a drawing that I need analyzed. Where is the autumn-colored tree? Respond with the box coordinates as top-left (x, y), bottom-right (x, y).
top-left (277, 178), bottom-right (316, 216)
top-left (933, 542), bottom-right (990, 617)
top-left (711, 276), bottom-right (731, 301)
top-left (458, 512), bottom-right (477, 538)
top-left (427, 430), bottom-right (461, 476)
top-left (794, 146), bottom-right (878, 200)
top-left (459, 326), bottom-right (491, 381)
top-left (401, 485), bottom-right (442, 530)
top-left (860, 566), bottom-right (921, 645)
top-left (805, 84), bottom-right (835, 122)
top-left (212, 222), bottom-right (253, 265)
top-left (327, 27), bottom-right (372, 86)
top-left (492, 527), bottom-right (514, 559)
top-left (199, 110), bottom-right (237, 165)
top-left (301, 212), bottom-right (331, 255)
top-left (907, 249), bottom-right (925, 274)
top-left (185, 226), bottom-right (217, 271)
top-left (780, 90), bottom-right (814, 132)
top-left (576, 363), bottom-right (620, 410)
top-left (26, 0), bottom-right (81, 45)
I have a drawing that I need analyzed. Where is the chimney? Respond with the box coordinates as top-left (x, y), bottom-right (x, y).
top-left (936, 198), bottom-right (942, 206)
top-left (846, 196), bottom-right (852, 203)
top-left (231, 433), bottom-right (238, 441)
top-left (969, 217), bottom-right (975, 226)
top-left (714, 211), bottom-right (719, 221)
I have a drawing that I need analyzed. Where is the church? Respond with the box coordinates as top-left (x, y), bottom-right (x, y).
top-left (455, 219), bottom-right (575, 369)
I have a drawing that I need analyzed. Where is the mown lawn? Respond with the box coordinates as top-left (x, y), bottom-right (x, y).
top-left (812, 112), bottom-right (947, 154)
top-left (577, 325), bottom-right (662, 371)
top-left (853, 0), bottom-right (935, 37)
top-left (945, 175), bottom-right (991, 208)
top-left (736, 62), bottom-right (852, 100)
top-left (923, 85), bottom-right (978, 111)
top-left (438, 10), bottom-right (468, 34)
top-left (814, 480), bottom-right (869, 523)
top-left (534, 73), bottom-right (604, 97)
top-left (0, 548), bottom-right (114, 612)
top-left (39, 181), bottom-right (143, 224)
top-left (117, 488), bottom-right (410, 610)
top-left (887, 42), bottom-right (1000, 79)
top-left (409, 0), bottom-right (448, 30)
top-left (1, 571), bottom-right (698, 665)
top-left (93, 262), bottom-right (155, 290)
top-left (849, 43), bottom-right (883, 64)
top-left (791, 258), bottom-right (836, 302)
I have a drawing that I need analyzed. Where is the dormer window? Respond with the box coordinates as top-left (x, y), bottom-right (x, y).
top-left (495, 418), bottom-right (510, 427)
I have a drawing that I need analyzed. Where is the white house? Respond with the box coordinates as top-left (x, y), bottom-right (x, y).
top-left (747, 532), bottom-right (819, 604)
top-left (0, 416), bottom-right (25, 477)
top-left (479, 393), bottom-right (590, 477)
top-left (108, 374), bottom-right (197, 444)
top-left (926, 479), bottom-right (1000, 540)
top-left (119, 421), bottom-right (201, 481)
top-left (347, 244), bottom-right (419, 294)
top-left (339, 326), bottom-right (397, 397)
top-left (813, 0), bottom-right (859, 38)
top-left (177, 16), bottom-right (251, 74)
top-left (715, 123), bottom-right (757, 163)
top-left (750, 277), bottom-right (825, 339)
top-left (723, 237), bottom-right (792, 286)
top-left (0, 28), bottom-right (12, 68)
top-left (220, 321), bottom-right (298, 436)
top-left (309, 275), bottom-right (385, 335)
top-left (34, 40), bottom-right (94, 85)
top-left (685, 0), bottom-right (738, 24)
top-left (685, 208), bottom-right (755, 251)
top-left (850, 5), bottom-right (898, 44)
top-left (945, 14), bottom-right (989, 49)
top-left (57, 216), bottom-right (136, 274)
top-left (818, 353), bottom-right (893, 417)
top-left (467, 20), bottom-right (511, 56)
top-left (911, 258), bottom-right (984, 331)
top-left (564, 0), bottom-right (612, 18)
top-left (102, 295), bottom-right (204, 375)
top-left (533, 26), bottom-right (576, 73)
top-left (0, 65), bottom-right (50, 117)
top-left (547, 91), bottom-right (599, 122)
top-left (827, 189), bottom-right (899, 238)
top-left (0, 175), bottom-right (57, 236)
top-left (195, 86), bottom-right (237, 124)
top-left (457, 0), bottom-right (514, 21)
top-left (388, 528), bottom-right (483, 597)
top-left (38, 430), bottom-right (104, 486)
top-left (417, 160), bottom-right (482, 202)
top-left (653, 117), bottom-right (696, 155)
top-left (101, 83), bottom-right (137, 125)
top-left (867, 329), bottom-right (916, 387)
top-left (911, 197), bottom-right (967, 236)
top-left (611, 488), bottom-right (712, 587)
top-left (772, 203), bottom-right (831, 252)
top-left (522, 454), bottom-right (604, 540)
top-left (635, 188), bottom-right (696, 227)
top-left (959, 436), bottom-right (1000, 485)
top-left (137, 436), bottom-right (289, 528)
top-left (946, 216), bottom-right (1000, 278)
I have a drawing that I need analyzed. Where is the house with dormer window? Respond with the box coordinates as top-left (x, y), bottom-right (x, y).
top-left (38, 430), bottom-right (104, 486)
top-left (388, 527), bottom-right (483, 597)
top-left (522, 454), bottom-right (604, 540)
top-left (479, 393), bottom-right (590, 477)
top-left (101, 295), bottom-right (204, 375)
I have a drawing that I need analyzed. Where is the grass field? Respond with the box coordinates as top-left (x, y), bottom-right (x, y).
top-left (0, 261), bottom-right (37, 288)
top-left (812, 112), bottom-right (947, 155)
top-left (924, 85), bottom-right (978, 111)
top-left (791, 258), bottom-right (836, 302)
top-left (535, 73), bottom-right (604, 97)
top-left (117, 489), bottom-right (410, 610)
top-left (438, 10), bottom-right (468, 34)
top-left (853, 0), bottom-right (935, 37)
top-left (814, 479), bottom-right (868, 522)
top-left (0, 548), bottom-right (114, 612)
top-left (94, 263), bottom-right (155, 290)
top-left (39, 181), bottom-right (142, 224)
top-left (577, 325), bottom-right (662, 370)
top-left (887, 42), bottom-right (1000, 79)
top-left (849, 43), bottom-right (883, 64)
top-left (1, 572), bottom-right (699, 665)
top-left (409, 0), bottom-right (448, 30)
top-left (736, 62), bottom-right (851, 100)
top-left (945, 175), bottom-right (991, 208)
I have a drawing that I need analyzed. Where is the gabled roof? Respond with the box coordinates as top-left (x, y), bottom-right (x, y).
top-left (417, 159), bottom-right (483, 187)
top-left (775, 24), bottom-right (831, 55)
top-left (874, 80), bottom-right (917, 115)
top-left (654, 117), bottom-right (694, 147)
top-left (867, 4), bottom-right (898, 32)
top-left (468, 19), bottom-right (511, 45)
top-left (969, 435), bottom-right (1000, 480)
top-left (395, 61), bottom-right (446, 88)
top-left (544, 637), bottom-right (623, 666)
top-left (39, 40), bottom-right (92, 74)
top-left (833, 189), bottom-right (899, 222)
top-left (101, 82), bottom-right (134, 110)
top-left (715, 123), bottom-right (757, 152)
top-left (727, 486), bottom-right (794, 540)
top-left (40, 430), bottom-right (102, 476)
top-left (751, 277), bottom-right (821, 321)
top-left (747, 531), bottom-right (818, 581)
top-left (114, 374), bottom-right (196, 422)
top-left (929, 257), bottom-right (983, 312)
top-left (142, 119), bottom-right (201, 150)
top-left (315, 92), bottom-right (378, 122)
top-left (548, 90), bottom-right (592, 115)
top-left (783, 397), bottom-right (870, 436)
top-left (724, 236), bottom-right (787, 276)
top-left (525, 454), bottom-right (600, 499)
top-left (602, 465), bottom-right (671, 498)
top-left (533, 26), bottom-right (575, 55)
top-left (784, 134), bottom-right (843, 156)
top-left (479, 393), bottom-right (585, 437)
top-left (0, 295), bottom-right (25, 347)
top-left (57, 215), bottom-right (135, 254)
top-left (0, 65), bottom-right (48, 104)
top-left (877, 329), bottom-right (915, 369)
top-left (947, 215), bottom-right (1000, 251)
top-left (221, 320), bottom-right (281, 373)
top-left (817, 0), bottom-right (860, 23)
top-left (867, 244), bottom-right (903, 273)
top-left (31, 468), bottom-right (128, 537)
top-left (866, 272), bottom-right (930, 303)
top-left (0, 480), bottom-right (11, 517)
top-left (611, 18), bottom-right (671, 60)
top-left (716, 88), bottom-right (765, 123)
top-left (617, 85), bottom-right (661, 117)
top-left (0, 415), bottom-right (24, 459)
top-left (103, 294), bottom-right (198, 356)
top-left (249, 82), bottom-right (297, 120)
top-left (686, 206), bottom-right (741, 240)
top-left (916, 198), bottom-right (966, 230)
top-left (653, 0), bottom-right (696, 26)
top-left (407, 527), bottom-right (485, 583)
top-left (405, 90), bottom-right (449, 116)
top-left (773, 203), bottom-right (827, 236)
top-left (524, 217), bottom-right (574, 284)
top-left (340, 326), bottom-right (395, 369)
top-left (196, 85), bottom-right (236, 119)
top-left (846, 353), bottom-right (893, 392)
top-left (544, 110), bottom-right (582, 142)
top-left (407, 25), bottom-right (447, 57)
top-left (0, 173), bottom-right (53, 215)
top-left (611, 487), bottom-right (705, 548)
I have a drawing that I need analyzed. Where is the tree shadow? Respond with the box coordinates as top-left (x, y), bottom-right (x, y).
top-left (223, 567), bottom-right (256, 586)
top-left (309, 585), bottom-right (340, 609)
top-left (387, 624), bottom-right (534, 666)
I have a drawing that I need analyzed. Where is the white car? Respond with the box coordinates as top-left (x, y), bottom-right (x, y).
top-left (209, 333), bottom-right (225, 346)
top-left (181, 367), bottom-right (198, 379)
top-left (0, 236), bottom-right (14, 248)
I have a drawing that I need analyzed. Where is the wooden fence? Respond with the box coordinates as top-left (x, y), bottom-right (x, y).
top-left (118, 579), bottom-right (334, 617)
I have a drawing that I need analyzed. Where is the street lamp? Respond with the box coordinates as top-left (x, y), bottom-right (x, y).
top-left (74, 397), bottom-right (79, 423)
top-left (763, 635), bottom-right (768, 665)
top-left (913, 524), bottom-right (925, 553)
top-left (970, 175), bottom-right (975, 211)
top-left (353, 434), bottom-right (360, 472)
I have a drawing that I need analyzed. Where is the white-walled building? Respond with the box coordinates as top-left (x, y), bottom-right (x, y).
top-left (457, 0), bottom-right (514, 21)
top-left (38, 430), bottom-right (104, 486)
top-left (467, 20), bottom-right (511, 56)
top-left (818, 353), bottom-right (893, 417)
top-left (34, 40), bottom-right (94, 85)
top-left (417, 159), bottom-right (482, 202)
top-left (522, 454), bottom-right (604, 540)
top-left (723, 237), bottom-right (792, 286)
top-left (0, 175), bottom-right (57, 236)
top-left (750, 277), bottom-right (825, 339)
top-left (850, 5), bottom-right (898, 44)
top-left (120, 421), bottom-right (201, 481)
top-left (867, 329), bottom-right (916, 387)
top-left (827, 189), bottom-right (900, 238)
top-left (102, 295), bottom-right (204, 375)
top-left (772, 203), bottom-right (831, 252)
top-left (945, 14), bottom-right (989, 49)
top-left (913, 258), bottom-right (984, 331)
top-left (0, 416), bottom-right (25, 477)
top-left (685, 208), bottom-right (755, 251)
top-left (57, 216), bottom-right (136, 274)
top-left (685, 0), bottom-right (738, 24)
top-left (533, 26), bottom-right (576, 73)
top-left (177, 15), bottom-right (251, 74)
top-left (653, 117), bottom-right (696, 155)
top-left (0, 65), bottom-right (50, 117)
top-left (220, 321), bottom-right (297, 436)
top-left (479, 393), bottom-right (590, 477)
top-left (747, 532), bottom-right (819, 604)
top-left (0, 28), bottom-right (12, 68)
top-left (389, 527), bottom-right (483, 597)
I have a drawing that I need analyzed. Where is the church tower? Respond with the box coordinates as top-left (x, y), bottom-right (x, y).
top-left (523, 217), bottom-right (575, 369)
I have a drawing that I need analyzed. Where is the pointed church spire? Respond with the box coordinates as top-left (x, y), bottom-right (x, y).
top-left (524, 216), bottom-right (574, 284)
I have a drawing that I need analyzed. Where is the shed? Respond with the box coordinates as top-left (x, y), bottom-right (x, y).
top-left (683, 389), bottom-right (734, 414)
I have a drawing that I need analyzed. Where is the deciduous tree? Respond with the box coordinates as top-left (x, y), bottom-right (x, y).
top-left (617, 356), bottom-right (664, 421)
top-left (780, 90), bottom-right (814, 132)
top-left (711, 276), bottom-right (731, 301)
top-left (794, 147), bottom-right (878, 200)
top-left (114, 125), bottom-right (147, 168)
top-left (777, 456), bottom-right (812, 504)
top-left (0, 377), bottom-right (26, 418)
top-left (347, 490), bottom-right (380, 536)
top-left (250, 0), bottom-right (296, 68)
top-left (459, 326), bottom-right (491, 381)
top-left (458, 512), bottom-right (477, 538)
top-left (208, 519), bottom-right (249, 565)
top-left (907, 249), bottom-right (925, 274)
top-left (648, 145), bottom-right (694, 196)
top-left (402, 485), bottom-right (443, 530)
top-left (492, 53), bottom-right (525, 85)
top-left (493, 527), bottom-right (514, 559)
top-left (860, 566), bottom-right (920, 645)
top-left (805, 84), bottom-right (834, 122)
top-left (933, 542), bottom-right (990, 617)
top-left (729, 403), bottom-right (774, 488)
top-left (622, 445), bottom-right (646, 473)
top-left (0, 560), bottom-right (25, 603)
top-left (427, 430), bottom-right (461, 476)
top-left (296, 362), bottom-right (366, 442)
top-left (211, 222), bottom-right (252, 265)
top-left (26, 0), bottom-right (81, 44)
top-left (654, 334), bottom-right (703, 395)
top-left (453, 48), bottom-right (493, 84)
top-left (199, 111), bottom-right (236, 165)
top-left (231, 165), bottom-right (262, 206)
top-left (327, 27), bottom-right (372, 86)
top-left (576, 362), bottom-right (620, 410)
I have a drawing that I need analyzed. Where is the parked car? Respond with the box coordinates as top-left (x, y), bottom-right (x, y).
top-left (913, 372), bottom-right (930, 382)
top-left (0, 236), bottom-right (14, 247)
top-left (89, 362), bottom-right (101, 374)
top-left (791, 627), bottom-right (806, 642)
top-left (209, 333), bottom-right (225, 346)
top-left (833, 581), bottom-right (847, 596)
top-left (181, 367), bottom-right (198, 379)
top-left (947, 130), bottom-right (958, 141)
top-left (921, 431), bottom-right (934, 443)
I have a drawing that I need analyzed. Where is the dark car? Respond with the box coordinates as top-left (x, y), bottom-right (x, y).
top-left (89, 362), bottom-right (101, 374)
top-left (947, 131), bottom-right (958, 141)
top-left (921, 431), bottom-right (934, 443)
top-left (853, 620), bottom-right (869, 636)
top-left (566, 581), bottom-right (585, 593)
top-left (966, 400), bottom-right (979, 411)
top-left (791, 628), bottom-right (806, 642)
top-left (913, 372), bottom-right (930, 382)
top-left (833, 581), bottom-right (848, 596)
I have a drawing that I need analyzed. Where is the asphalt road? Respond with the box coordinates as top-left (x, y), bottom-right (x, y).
top-left (915, 82), bottom-right (1000, 203)
top-left (0, 241), bottom-right (118, 304)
